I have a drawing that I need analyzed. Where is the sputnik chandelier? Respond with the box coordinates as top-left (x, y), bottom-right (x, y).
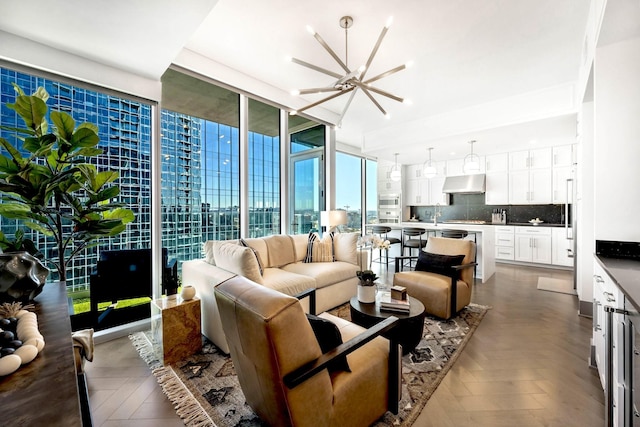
top-left (289, 15), bottom-right (412, 125)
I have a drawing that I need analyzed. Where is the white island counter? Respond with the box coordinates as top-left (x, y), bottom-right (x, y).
top-left (369, 222), bottom-right (496, 283)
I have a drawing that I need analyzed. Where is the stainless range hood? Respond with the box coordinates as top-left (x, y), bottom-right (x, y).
top-left (442, 174), bottom-right (486, 194)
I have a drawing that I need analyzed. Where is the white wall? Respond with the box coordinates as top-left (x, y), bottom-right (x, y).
top-left (577, 101), bottom-right (594, 304)
top-left (594, 36), bottom-right (640, 242)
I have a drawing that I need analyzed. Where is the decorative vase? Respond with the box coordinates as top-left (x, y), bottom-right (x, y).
top-left (0, 251), bottom-right (50, 303)
top-left (180, 285), bottom-right (196, 301)
top-left (357, 284), bottom-right (376, 304)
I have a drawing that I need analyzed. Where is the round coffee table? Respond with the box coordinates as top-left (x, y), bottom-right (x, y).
top-left (349, 295), bottom-right (426, 354)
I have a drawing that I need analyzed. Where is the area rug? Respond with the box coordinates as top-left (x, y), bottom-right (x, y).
top-left (130, 302), bottom-right (489, 427)
top-left (537, 277), bottom-right (577, 295)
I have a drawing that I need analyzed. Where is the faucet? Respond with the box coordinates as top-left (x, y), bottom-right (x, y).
top-left (431, 203), bottom-right (442, 226)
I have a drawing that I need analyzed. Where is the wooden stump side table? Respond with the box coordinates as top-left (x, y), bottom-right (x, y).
top-left (152, 296), bottom-right (202, 365)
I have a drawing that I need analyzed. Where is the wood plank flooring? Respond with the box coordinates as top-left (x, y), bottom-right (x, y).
top-left (85, 263), bottom-right (605, 426)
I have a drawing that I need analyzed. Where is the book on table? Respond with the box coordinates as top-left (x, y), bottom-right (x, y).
top-left (378, 291), bottom-right (410, 312)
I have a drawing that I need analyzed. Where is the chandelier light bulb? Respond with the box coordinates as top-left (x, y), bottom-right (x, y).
top-left (290, 89), bottom-right (300, 96)
top-left (306, 25), bottom-right (315, 35)
top-left (290, 110), bottom-right (298, 116)
top-left (385, 113), bottom-right (391, 119)
top-left (386, 16), bottom-right (394, 28)
top-left (463, 140), bottom-right (481, 174)
top-left (423, 147), bottom-right (437, 178)
top-left (390, 152), bottom-right (401, 181)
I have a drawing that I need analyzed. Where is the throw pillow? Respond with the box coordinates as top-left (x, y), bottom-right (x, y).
top-left (415, 251), bottom-right (465, 277)
top-left (304, 231), bottom-right (334, 263)
top-left (239, 238), bottom-right (264, 276)
top-left (305, 313), bottom-right (351, 373)
top-left (332, 232), bottom-right (358, 265)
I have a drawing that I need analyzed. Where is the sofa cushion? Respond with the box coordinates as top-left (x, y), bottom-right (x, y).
top-left (213, 241), bottom-right (264, 285)
top-left (263, 235), bottom-right (296, 268)
top-left (203, 240), bottom-right (216, 265)
top-left (291, 233), bottom-right (310, 262)
top-left (261, 267), bottom-right (316, 296)
top-left (304, 232), bottom-right (335, 263)
top-left (333, 232), bottom-right (358, 265)
top-left (239, 239), bottom-right (264, 276)
top-left (282, 261), bottom-right (359, 289)
top-left (241, 238), bottom-right (269, 271)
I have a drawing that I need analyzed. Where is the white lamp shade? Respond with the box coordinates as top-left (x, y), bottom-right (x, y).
top-left (423, 164), bottom-right (437, 178)
top-left (321, 210), bottom-right (348, 229)
top-left (463, 159), bottom-right (480, 174)
top-left (390, 169), bottom-right (401, 181)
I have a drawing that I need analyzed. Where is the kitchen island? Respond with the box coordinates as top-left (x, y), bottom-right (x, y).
top-left (370, 222), bottom-right (496, 283)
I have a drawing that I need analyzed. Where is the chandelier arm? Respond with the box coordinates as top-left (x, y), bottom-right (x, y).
top-left (360, 26), bottom-right (389, 81)
top-left (297, 87), bottom-right (342, 95)
top-left (358, 86), bottom-right (387, 116)
top-left (352, 82), bottom-right (403, 103)
top-left (363, 63), bottom-right (407, 85)
top-left (337, 89), bottom-right (359, 125)
top-left (290, 57), bottom-right (343, 79)
top-left (312, 32), bottom-right (351, 73)
top-left (294, 88), bottom-right (354, 114)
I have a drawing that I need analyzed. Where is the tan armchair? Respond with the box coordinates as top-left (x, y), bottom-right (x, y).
top-left (214, 275), bottom-right (401, 427)
top-left (393, 237), bottom-right (476, 319)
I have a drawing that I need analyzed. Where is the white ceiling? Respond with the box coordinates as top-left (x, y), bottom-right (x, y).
top-left (0, 0), bottom-right (604, 165)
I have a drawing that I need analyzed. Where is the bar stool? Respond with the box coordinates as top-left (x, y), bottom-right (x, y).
top-left (402, 227), bottom-right (428, 267)
top-left (369, 225), bottom-right (401, 267)
top-left (439, 229), bottom-right (469, 239)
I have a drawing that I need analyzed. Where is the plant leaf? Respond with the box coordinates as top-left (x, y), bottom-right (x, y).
top-left (70, 127), bottom-right (99, 148)
top-left (8, 94), bottom-right (48, 133)
top-left (51, 111), bottom-right (76, 141)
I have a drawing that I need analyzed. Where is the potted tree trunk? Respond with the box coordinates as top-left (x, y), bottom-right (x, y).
top-left (0, 83), bottom-right (134, 300)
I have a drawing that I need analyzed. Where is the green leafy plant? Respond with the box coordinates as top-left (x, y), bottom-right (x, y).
top-left (0, 228), bottom-right (44, 261)
top-left (356, 269), bottom-right (378, 286)
top-left (0, 84), bottom-right (135, 281)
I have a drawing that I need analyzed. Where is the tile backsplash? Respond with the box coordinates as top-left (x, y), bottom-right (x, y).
top-left (409, 193), bottom-right (568, 224)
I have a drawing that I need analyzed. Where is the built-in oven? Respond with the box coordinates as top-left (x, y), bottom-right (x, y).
top-left (378, 194), bottom-right (400, 208)
top-left (378, 194), bottom-right (401, 223)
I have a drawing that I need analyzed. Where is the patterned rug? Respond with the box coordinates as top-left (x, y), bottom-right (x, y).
top-left (130, 302), bottom-right (489, 427)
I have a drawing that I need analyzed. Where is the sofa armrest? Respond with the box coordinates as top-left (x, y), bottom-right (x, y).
top-left (182, 259), bottom-right (236, 354)
top-left (293, 288), bottom-right (316, 315)
top-left (283, 316), bottom-right (399, 387)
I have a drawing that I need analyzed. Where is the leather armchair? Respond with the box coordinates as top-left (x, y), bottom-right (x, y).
top-left (214, 275), bottom-right (401, 427)
top-left (393, 237), bottom-right (476, 319)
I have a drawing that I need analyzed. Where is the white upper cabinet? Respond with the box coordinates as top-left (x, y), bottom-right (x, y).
top-left (552, 144), bottom-right (574, 167)
top-left (510, 148), bottom-right (552, 170)
top-left (446, 158), bottom-right (465, 176)
top-left (485, 153), bottom-right (509, 173)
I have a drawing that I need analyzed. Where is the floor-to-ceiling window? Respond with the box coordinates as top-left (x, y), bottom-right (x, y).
top-left (248, 99), bottom-right (280, 237)
top-left (366, 159), bottom-right (379, 225)
top-left (161, 69), bottom-right (241, 244)
top-left (289, 117), bottom-right (325, 234)
top-left (336, 152), bottom-right (362, 233)
top-left (0, 66), bottom-right (153, 322)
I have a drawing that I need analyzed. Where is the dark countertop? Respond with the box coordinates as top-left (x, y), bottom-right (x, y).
top-left (595, 255), bottom-right (640, 312)
top-left (0, 282), bottom-right (82, 426)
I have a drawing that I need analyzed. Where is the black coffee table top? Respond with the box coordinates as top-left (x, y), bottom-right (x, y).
top-left (350, 295), bottom-right (425, 320)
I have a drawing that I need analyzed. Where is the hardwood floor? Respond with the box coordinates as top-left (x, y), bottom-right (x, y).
top-left (85, 263), bottom-right (604, 426)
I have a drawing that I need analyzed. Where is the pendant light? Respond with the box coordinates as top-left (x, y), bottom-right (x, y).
top-left (423, 147), bottom-right (437, 179)
top-left (390, 153), bottom-right (401, 182)
top-left (463, 140), bottom-right (481, 174)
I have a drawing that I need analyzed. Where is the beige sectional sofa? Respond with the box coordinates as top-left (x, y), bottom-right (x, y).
top-left (182, 232), bottom-right (363, 353)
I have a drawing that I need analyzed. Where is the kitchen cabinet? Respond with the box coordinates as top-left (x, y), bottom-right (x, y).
top-left (552, 144), bottom-right (575, 167)
top-left (485, 153), bottom-right (509, 172)
top-left (485, 172), bottom-right (509, 204)
top-left (377, 159), bottom-right (402, 193)
top-left (405, 162), bottom-right (449, 206)
top-left (509, 148), bottom-right (552, 170)
top-left (551, 227), bottom-right (574, 267)
top-left (514, 226), bottom-right (551, 264)
top-left (446, 157), bottom-right (485, 176)
top-left (495, 226), bottom-right (515, 260)
top-left (552, 166), bottom-right (573, 204)
top-left (405, 173), bottom-right (428, 205)
top-left (592, 260), bottom-right (626, 427)
top-left (509, 148), bottom-right (552, 204)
